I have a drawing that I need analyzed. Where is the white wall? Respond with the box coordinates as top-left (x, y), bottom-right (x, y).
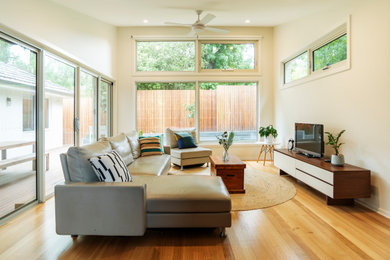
top-left (116, 26), bottom-right (274, 159)
top-left (273, 0), bottom-right (390, 217)
top-left (0, 0), bottom-right (116, 77)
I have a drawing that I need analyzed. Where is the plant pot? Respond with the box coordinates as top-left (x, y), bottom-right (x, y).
top-left (331, 154), bottom-right (344, 166)
top-left (222, 149), bottom-right (230, 161)
top-left (265, 135), bottom-right (273, 144)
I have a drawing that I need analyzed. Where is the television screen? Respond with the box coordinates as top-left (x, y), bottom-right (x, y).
top-left (295, 123), bottom-right (324, 157)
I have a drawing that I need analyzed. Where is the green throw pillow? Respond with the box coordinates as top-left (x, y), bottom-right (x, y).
top-left (177, 135), bottom-right (197, 149)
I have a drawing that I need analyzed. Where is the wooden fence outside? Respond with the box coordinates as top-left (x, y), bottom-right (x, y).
top-left (137, 85), bottom-right (257, 133)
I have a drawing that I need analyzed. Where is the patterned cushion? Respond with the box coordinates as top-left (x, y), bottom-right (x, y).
top-left (104, 133), bottom-right (134, 166)
top-left (139, 136), bottom-right (163, 156)
top-left (88, 151), bottom-right (132, 182)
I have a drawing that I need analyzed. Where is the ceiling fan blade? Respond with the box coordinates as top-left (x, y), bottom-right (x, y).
top-left (203, 27), bottom-right (229, 34)
top-left (199, 13), bottom-right (216, 25)
top-left (164, 22), bottom-right (192, 26)
top-left (188, 30), bottom-right (197, 37)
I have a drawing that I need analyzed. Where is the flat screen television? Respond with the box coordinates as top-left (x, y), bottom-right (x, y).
top-left (295, 123), bottom-right (324, 158)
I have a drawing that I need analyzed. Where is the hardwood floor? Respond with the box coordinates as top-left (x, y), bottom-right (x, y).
top-left (1, 161), bottom-right (390, 259)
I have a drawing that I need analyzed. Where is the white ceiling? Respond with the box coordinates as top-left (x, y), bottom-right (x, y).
top-left (50, 0), bottom-right (342, 27)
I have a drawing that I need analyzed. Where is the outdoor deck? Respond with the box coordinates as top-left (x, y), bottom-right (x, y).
top-left (0, 146), bottom-right (67, 218)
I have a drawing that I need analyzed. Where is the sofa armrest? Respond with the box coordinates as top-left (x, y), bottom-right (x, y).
top-left (55, 182), bottom-right (146, 236)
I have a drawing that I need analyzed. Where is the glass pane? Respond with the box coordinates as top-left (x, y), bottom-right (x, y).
top-left (44, 55), bottom-right (75, 196)
top-left (80, 71), bottom-right (97, 145)
top-left (284, 52), bottom-right (308, 84)
top-left (199, 82), bottom-right (257, 141)
top-left (98, 80), bottom-right (110, 138)
top-left (137, 82), bottom-right (195, 134)
top-left (313, 34), bottom-right (347, 71)
top-left (136, 41), bottom-right (195, 72)
top-left (0, 37), bottom-right (37, 217)
top-left (201, 43), bottom-right (255, 70)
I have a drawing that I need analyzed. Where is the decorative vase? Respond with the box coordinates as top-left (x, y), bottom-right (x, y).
top-left (331, 154), bottom-right (344, 166)
top-left (223, 149), bottom-right (230, 161)
top-left (265, 135), bottom-right (273, 144)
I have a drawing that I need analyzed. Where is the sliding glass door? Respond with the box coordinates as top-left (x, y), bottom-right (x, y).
top-left (44, 55), bottom-right (75, 196)
top-left (79, 71), bottom-right (97, 145)
top-left (0, 36), bottom-right (38, 217)
top-left (98, 80), bottom-right (111, 138)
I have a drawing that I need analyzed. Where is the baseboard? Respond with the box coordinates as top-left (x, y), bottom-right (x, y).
top-left (355, 199), bottom-right (390, 219)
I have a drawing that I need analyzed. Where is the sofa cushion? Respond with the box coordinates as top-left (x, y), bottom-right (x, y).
top-left (165, 128), bottom-right (197, 148)
top-left (171, 147), bottom-right (212, 159)
top-left (139, 136), bottom-right (163, 156)
top-left (89, 151), bottom-right (132, 182)
top-left (146, 176), bottom-right (231, 213)
top-left (105, 133), bottom-right (134, 165)
top-left (126, 130), bottom-right (141, 159)
top-left (128, 154), bottom-right (171, 176)
top-left (67, 140), bottom-right (112, 182)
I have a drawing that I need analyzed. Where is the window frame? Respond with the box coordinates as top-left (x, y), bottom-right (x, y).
top-left (132, 36), bottom-right (262, 76)
top-left (281, 20), bottom-right (350, 89)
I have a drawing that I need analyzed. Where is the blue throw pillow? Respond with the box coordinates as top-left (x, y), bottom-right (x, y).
top-left (177, 136), bottom-right (197, 149)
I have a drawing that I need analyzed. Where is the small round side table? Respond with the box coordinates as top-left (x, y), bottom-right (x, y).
top-left (256, 142), bottom-right (280, 166)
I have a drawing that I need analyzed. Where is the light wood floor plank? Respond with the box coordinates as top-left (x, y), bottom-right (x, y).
top-left (0, 161), bottom-right (390, 260)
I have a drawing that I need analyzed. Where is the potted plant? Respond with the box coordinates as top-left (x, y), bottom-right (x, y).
top-left (259, 125), bottom-right (278, 144)
top-left (216, 131), bottom-right (234, 161)
top-left (325, 130), bottom-right (346, 166)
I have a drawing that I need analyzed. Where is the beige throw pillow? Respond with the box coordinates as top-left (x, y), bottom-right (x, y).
top-left (105, 133), bottom-right (134, 166)
top-left (126, 130), bottom-right (141, 159)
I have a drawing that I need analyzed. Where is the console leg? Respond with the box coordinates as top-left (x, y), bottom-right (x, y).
top-left (326, 197), bottom-right (354, 206)
top-left (219, 227), bottom-right (226, 237)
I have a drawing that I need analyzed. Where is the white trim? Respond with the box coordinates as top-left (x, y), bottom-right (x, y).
top-left (280, 16), bottom-right (351, 89)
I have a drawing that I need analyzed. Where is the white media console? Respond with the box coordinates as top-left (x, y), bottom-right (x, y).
top-left (274, 149), bottom-right (371, 205)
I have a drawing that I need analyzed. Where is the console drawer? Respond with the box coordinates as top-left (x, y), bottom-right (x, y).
top-left (296, 160), bottom-right (333, 185)
top-left (295, 169), bottom-right (334, 197)
top-left (274, 151), bottom-right (295, 177)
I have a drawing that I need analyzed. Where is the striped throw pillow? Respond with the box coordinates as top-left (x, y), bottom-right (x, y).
top-left (88, 150), bottom-right (132, 182)
top-left (139, 136), bottom-right (163, 156)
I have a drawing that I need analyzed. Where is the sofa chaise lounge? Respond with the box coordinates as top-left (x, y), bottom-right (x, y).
top-left (55, 132), bottom-right (231, 237)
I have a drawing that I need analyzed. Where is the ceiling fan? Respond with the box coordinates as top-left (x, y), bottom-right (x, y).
top-left (165, 10), bottom-right (229, 36)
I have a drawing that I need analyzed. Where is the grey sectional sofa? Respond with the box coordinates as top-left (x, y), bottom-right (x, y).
top-left (55, 131), bottom-right (231, 237)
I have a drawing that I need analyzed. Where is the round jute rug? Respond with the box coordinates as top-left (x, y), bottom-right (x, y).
top-left (169, 164), bottom-right (296, 211)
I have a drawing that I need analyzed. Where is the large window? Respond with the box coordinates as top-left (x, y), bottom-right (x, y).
top-left (0, 36), bottom-right (37, 218)
top-left (199, 82), bottom-right (257, 141)
top-left (282, 23), bottom-right (349, 86)
top-left (137, 82), bottom-right (195, 134)
top-left (200, 42), bottom-right (256, 71)
top-left (136, 41), bottom-right (195, 72)
top-left (44, 54), bottom-right (75, 196)
top-left (134, 38), bottom-right (260, 142)
top-left (80, 71), bottom-right (97, 145)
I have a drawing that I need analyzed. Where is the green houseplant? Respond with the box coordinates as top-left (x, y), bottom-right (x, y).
top-left (259, 125), bottom-right (278, 143)
top-left (216, 131), bottom-right (235, 161)
top-left (325, 129), bottom-right (346, 166)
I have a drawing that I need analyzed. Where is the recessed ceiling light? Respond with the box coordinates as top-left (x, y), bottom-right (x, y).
top-left (245, 19), bottom-right (251, 24)
top-left (143, 19), bottom-right (149, 23)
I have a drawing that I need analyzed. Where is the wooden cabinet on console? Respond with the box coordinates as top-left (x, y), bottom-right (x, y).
top-left (274, 149), bottom-right (371, 205)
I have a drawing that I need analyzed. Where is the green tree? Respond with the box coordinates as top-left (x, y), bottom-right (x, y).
top-left (313, 34), bottom-right (347, 71)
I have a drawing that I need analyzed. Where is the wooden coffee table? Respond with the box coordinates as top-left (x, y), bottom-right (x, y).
top-left (210, 155), bottom-right (246, 194)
